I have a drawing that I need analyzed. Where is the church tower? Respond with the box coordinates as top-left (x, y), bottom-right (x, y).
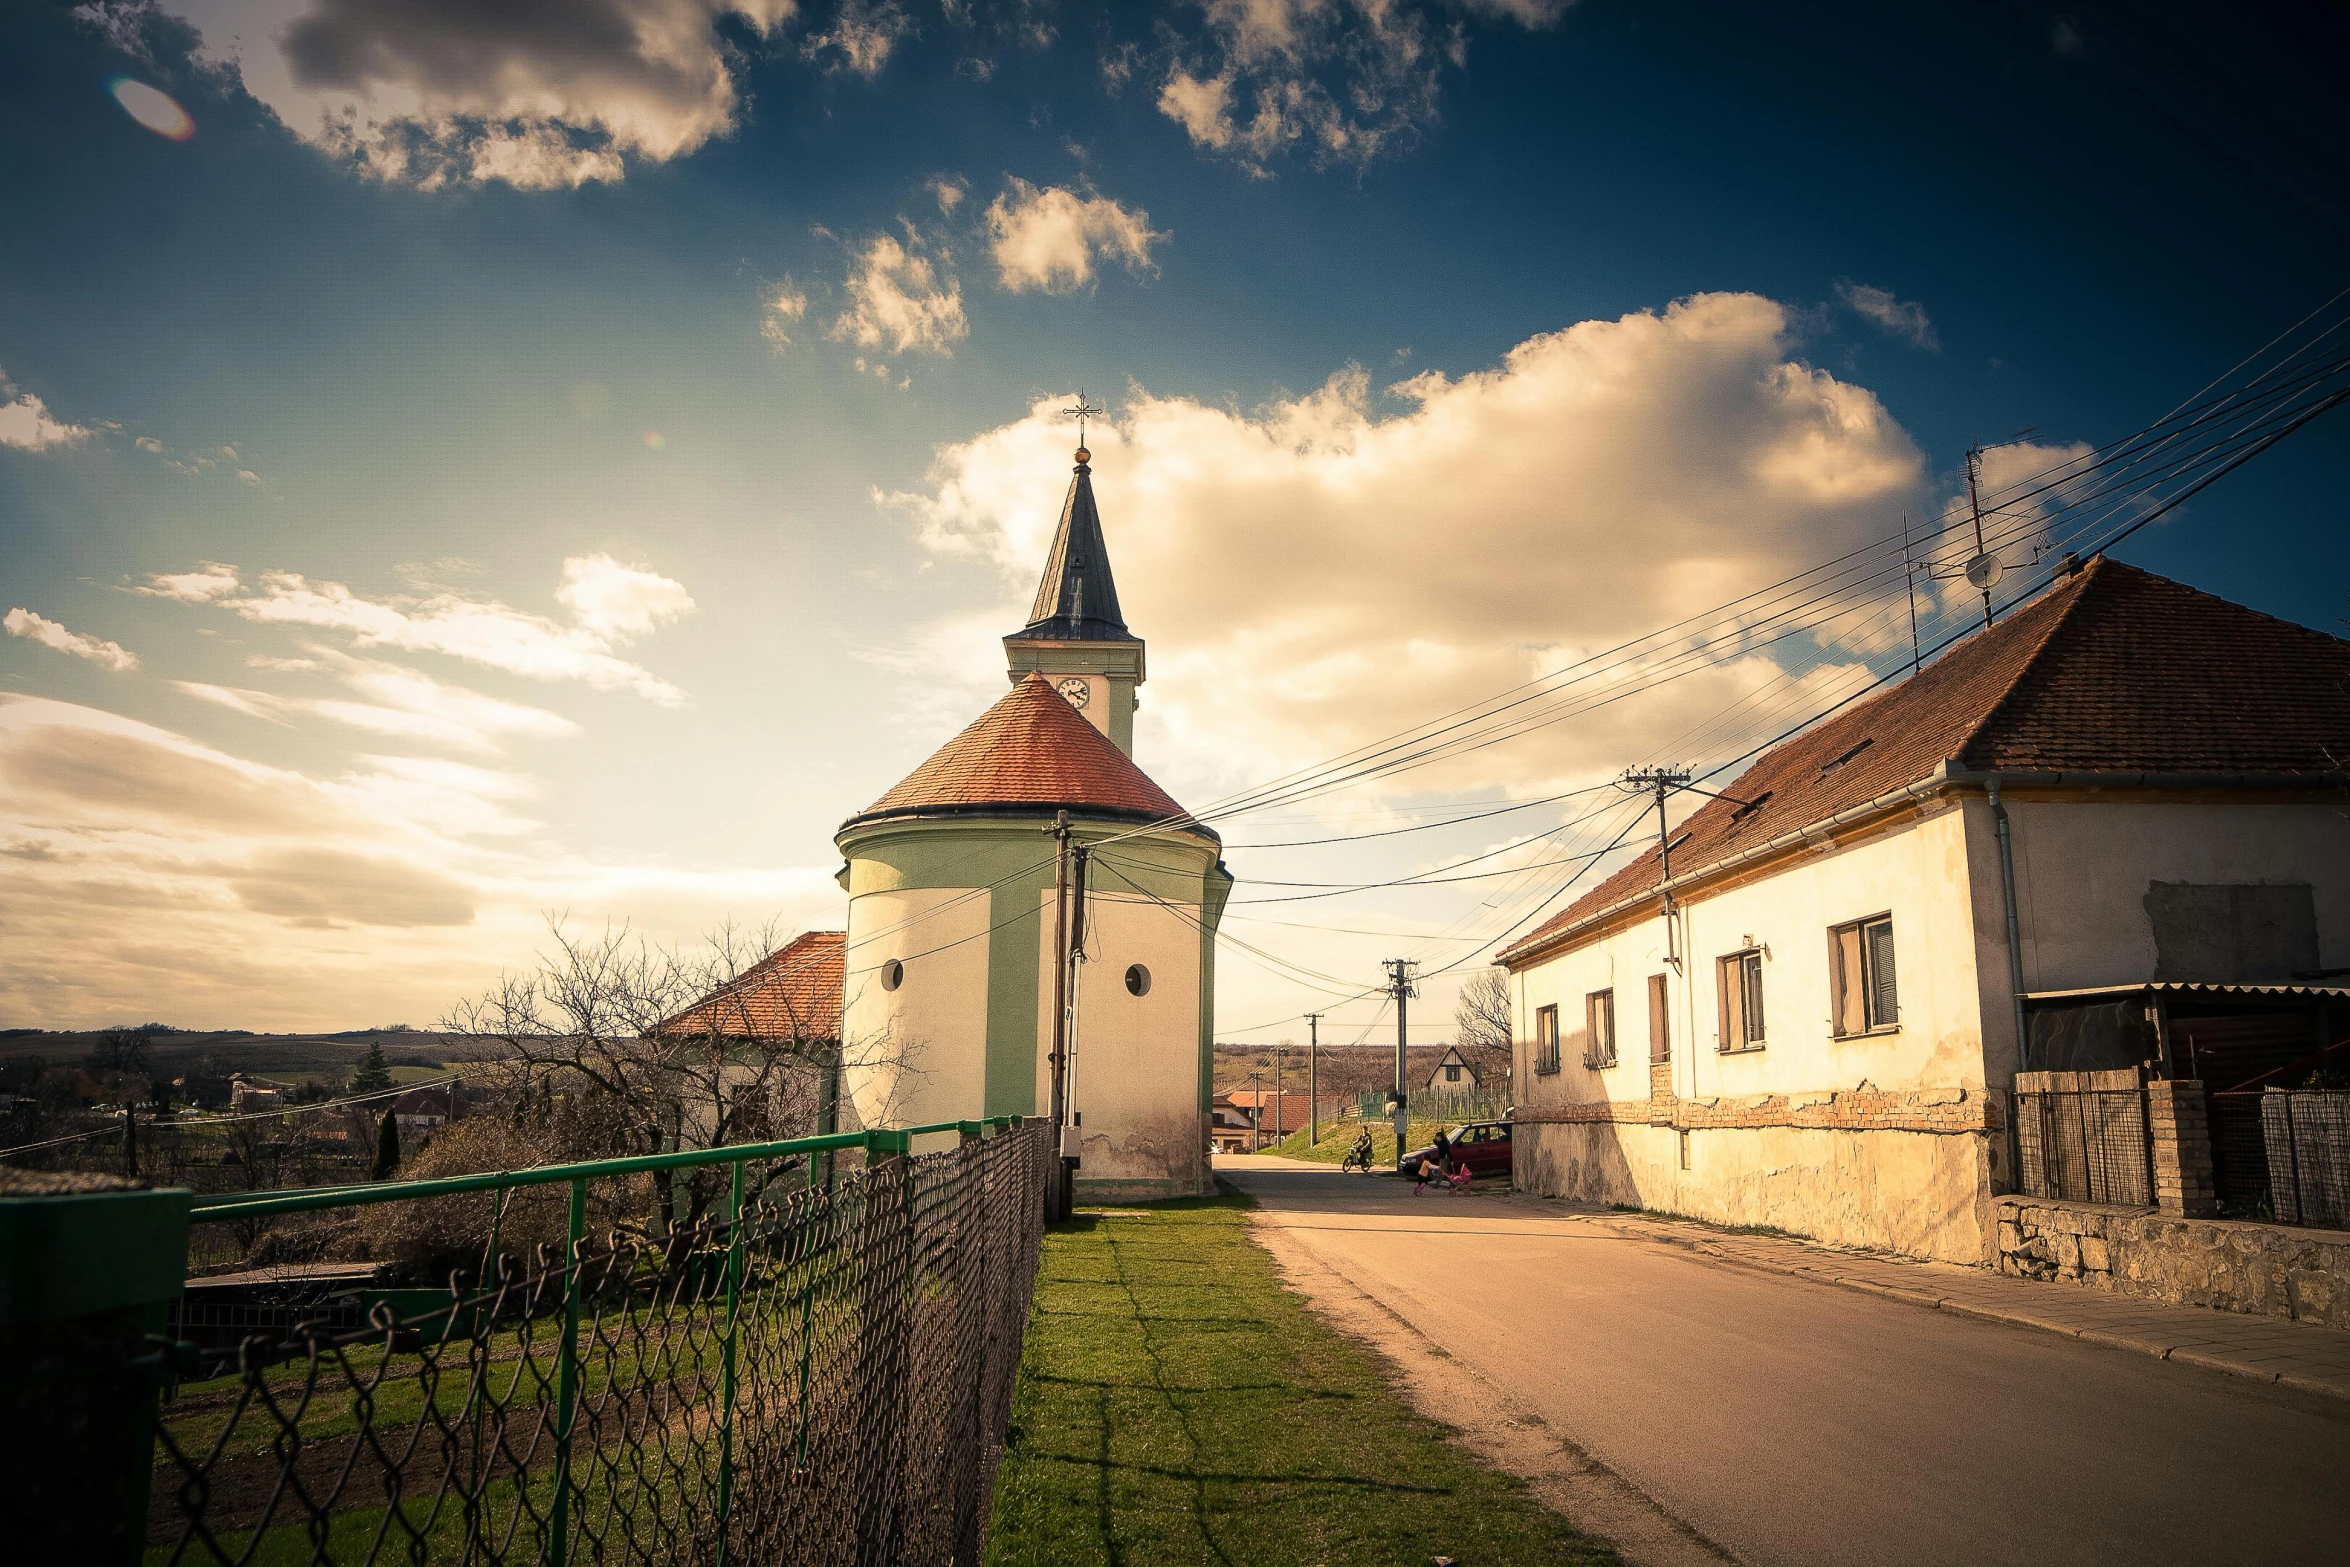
top-left (834, 435), bottom-right (1229, 1200)
top-left (1003, 442), bottom-right (1146, 756)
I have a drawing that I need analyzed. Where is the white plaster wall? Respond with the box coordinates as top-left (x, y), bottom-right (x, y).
top-left (841, 885), bottom-right (991, 1131)
top-left (1035, 888), bottom-right (1205, 1189)
top-left (1513, 800), bottom-right (1990, 1114)
top-left (1517, 1120), bottom-right (1991, 1263)
top-left (2003, 797), bottom-right (2350, 991)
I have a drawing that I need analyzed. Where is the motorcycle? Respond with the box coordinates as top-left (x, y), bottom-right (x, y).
top-left (1340, 1130), bottom-right (1377, 1174)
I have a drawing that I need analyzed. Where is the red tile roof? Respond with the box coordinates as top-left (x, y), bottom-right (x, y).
top-left (841, 672), bottom-right (1212, 837)
top-left (660, 930), bottom-right (843, 1041)
top-left (1500, 558), bottom-right (2350, 967)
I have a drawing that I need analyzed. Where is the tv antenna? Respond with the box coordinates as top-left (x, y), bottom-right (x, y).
top-left (1926, 429), bottom-right (2043, 630)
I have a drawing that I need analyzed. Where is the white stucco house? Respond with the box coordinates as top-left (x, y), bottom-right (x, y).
top-left (1497, 558), bottom-right (2350, 1263)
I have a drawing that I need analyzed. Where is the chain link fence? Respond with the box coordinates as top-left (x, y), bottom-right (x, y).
top-left (143, 1120), bottom-right (1046, 1566)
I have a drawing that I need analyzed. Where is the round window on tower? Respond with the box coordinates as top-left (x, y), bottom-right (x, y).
top-left (881, 959), bottom-right (905, 992)
top-left (1125, 963), bottom-right (1151, 997)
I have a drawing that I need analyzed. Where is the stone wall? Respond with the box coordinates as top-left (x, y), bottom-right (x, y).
top-left (1994, 1195), bottom-right (2350, 1329)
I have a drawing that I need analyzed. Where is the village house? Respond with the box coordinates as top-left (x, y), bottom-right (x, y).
top-left (1498, 558), bottom-right (2350, 1266)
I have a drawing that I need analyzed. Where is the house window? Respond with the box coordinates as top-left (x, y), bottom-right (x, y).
top-left (1648, 973), bottom-right (1670, 1063)
top-left (1830, 915), bottom-right (1898, 1036)
top-left (1717, 950), bottom-right (1765, 1051)
top-left (1583, 989), bottom-right (1617, 1069)
top-left (1444, 1063), bottom-right (1462, 1083)
top-left (1534, 1004), bottom-right (1560, 1075)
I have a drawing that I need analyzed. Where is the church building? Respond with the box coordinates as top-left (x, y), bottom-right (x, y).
top-left (834, 438), bottom-right (1232, 1199)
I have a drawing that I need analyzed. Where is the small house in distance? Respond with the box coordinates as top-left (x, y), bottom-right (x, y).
top-left (1498, 558), bottom-right (2350, 1263)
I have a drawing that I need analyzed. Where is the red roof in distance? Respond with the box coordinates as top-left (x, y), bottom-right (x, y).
top-left (842, 672), bottom-right (1211, 838)
top-left (660, 930), bottom-right (844, 1041)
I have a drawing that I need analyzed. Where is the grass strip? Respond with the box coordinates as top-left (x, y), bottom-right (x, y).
top-left (1262, 1119), bottom-right (1453, 1167)
top-left (985, 1196), bottom-right (1613, 1567)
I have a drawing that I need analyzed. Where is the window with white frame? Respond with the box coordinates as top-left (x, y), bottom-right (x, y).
top-left (1534, 1004), bottom-right (1561, 1075)
top-left (1717, 949), bottom-right (1765, 1051)
top-left (1583, 989), bottom-right (1617, 1069)
top-left (1830, 914), bottom-right (1898, 1036)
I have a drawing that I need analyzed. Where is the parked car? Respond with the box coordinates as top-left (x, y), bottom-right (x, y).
top-left (1400, 1121), bottom-right (1511, 1179)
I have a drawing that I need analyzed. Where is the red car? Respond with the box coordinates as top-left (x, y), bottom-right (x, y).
top-left (1401, 1121), bottom-right (1512, 1180)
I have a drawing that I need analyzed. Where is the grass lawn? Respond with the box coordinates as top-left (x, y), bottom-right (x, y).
top-left (985, 1197), bottom-right (1612, 1567)
top-left (1263, 1119), bottom-right (1453, 1168)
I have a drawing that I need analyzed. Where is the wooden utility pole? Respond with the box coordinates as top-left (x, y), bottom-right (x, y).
top-left (1046, 811), bottom-right (1072, 1221)
top-left (1273, 1046), bottom-right (1284, 1145)
top-left (1386, 959), bottom-right (1417, 1168)
top-left (1306, 1013), bottom-right (1322, 1146)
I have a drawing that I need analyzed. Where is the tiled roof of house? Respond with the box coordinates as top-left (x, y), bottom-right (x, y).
top-left (1500, 558), bottom-right (2350, 966)
top-left (659, 930), bottom-right (844, 1041)
top-left (841, 672), bottom-right (1211, 837)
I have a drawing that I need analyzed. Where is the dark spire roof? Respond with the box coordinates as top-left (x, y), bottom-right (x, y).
top-left (1009, 450), bottom-right (1134, 643)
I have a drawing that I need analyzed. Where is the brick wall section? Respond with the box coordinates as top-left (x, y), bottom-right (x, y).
top-left (2146, 1078), bottom-right (2220, 1219)
top-left (1515, 1085), bottom-right (1997, 1135)
top-left (1647, 1062), bottom-right (1675, 1124)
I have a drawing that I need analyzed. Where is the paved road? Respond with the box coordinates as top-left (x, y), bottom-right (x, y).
top-left (1219, 1159), bottom-right (2350, 1567)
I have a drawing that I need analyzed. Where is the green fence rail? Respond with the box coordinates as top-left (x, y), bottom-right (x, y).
top-left (13, 1116), bottom-right (1048, 1567)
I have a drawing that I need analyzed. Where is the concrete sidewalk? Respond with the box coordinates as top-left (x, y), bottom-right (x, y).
top-left (1222, 1154), bottom-right (2350, 1402)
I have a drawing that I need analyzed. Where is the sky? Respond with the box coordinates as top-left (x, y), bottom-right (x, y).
top-left (4, 0), bottom-right (2347, 1041)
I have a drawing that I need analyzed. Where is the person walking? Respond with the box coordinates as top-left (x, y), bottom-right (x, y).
top-left (1411, 1129), bottom-right (1453, 1194)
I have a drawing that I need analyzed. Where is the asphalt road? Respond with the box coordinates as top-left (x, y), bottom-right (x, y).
top-left (1219, 1159), bottom-right (2350, 1567)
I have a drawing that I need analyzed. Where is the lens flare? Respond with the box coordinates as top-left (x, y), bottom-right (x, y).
top-left (643, 431), bottom-right (665, 450)
top-left (110, 77), bottom-right (195, 141)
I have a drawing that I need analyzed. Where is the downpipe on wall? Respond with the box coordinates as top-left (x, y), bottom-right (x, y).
top-left (1987, 777), bottom-right (2030, 1075)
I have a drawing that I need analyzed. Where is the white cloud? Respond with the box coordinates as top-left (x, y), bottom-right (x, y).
top-left (801, 0), bottom-right (910, 76)
top-left (0, 379), bottom-right (91, 451)
top-left (5, 608), bottom-right (140, 672)
top-left (0, 694), bottom-right (839, 1027)
top-left (138, 555), bottom-right (695, 703)
top-left (887, 293), bottom-right (1928, 799)
top-left (170, 0), bottom-right (797, 191)
top-left (177, 655), bottom-right (580, 753)
top-left (1152, 0), bottom-right (1565, 171)
top-left (761, 279), bottom-right (809, 350)
top-left (984, 179), bottom-right (1164, 293)
top-left (928, 172), bottom-right (968, 213)
top-left (830, 230), bottom-right (968, 357)
top-left (1836, 281), bottom-right (1940, 351)
top-left (555, 553), bottom-right (698, 639)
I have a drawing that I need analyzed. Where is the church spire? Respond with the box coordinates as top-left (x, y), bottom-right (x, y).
top-left (1003, 408), bottom-right (1146, 758)
top-left (1014, 445), bottom-right (1130, 642)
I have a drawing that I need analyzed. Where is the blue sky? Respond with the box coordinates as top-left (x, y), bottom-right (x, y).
top-left (4, 0), bottom-right (2346, 1034)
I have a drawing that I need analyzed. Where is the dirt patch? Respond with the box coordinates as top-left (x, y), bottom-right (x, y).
top-left (1245, 1211), bottom-right (1742, 1567)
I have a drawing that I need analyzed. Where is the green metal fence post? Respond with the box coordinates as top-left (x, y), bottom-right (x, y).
top-left (714, 1156), bottom-right (744, 1567)
top-left (547, 1176), bottom-right (586, 1567)
top-left (0, 1173), bottom-right (191, 1567)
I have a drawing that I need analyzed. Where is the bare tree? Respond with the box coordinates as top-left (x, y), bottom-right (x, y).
top-left (1454, 967), bottom-right (1513, 1053)
top-left (444, 916), bottom-right (904, 1244)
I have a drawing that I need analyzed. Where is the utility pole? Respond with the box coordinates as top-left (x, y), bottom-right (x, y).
top-left (1063, 841), bottom-right (1092, 1218)
top-left (1306, 1013), bottom-right (1322, 1146)
top-left (1045, 810), bottom-right (1073, 1222)
top-left (1385, 959), bottom-right (1418, 1168)
top-left (1620, 766), bottom-right (1693, 971)
top-left (1273, 1045), bottom-right (1284, 1145)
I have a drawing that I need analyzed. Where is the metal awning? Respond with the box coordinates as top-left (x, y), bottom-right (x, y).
top-left (2023, 981), bottom-right (2350, 1004)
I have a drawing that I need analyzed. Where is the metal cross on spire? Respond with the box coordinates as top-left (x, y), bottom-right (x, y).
top-left (1061, 389), bottom-right (1103, 454)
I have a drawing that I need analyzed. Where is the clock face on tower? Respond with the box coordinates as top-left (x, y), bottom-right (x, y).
top-left (1056, 676), bottom-right (1091, 710)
